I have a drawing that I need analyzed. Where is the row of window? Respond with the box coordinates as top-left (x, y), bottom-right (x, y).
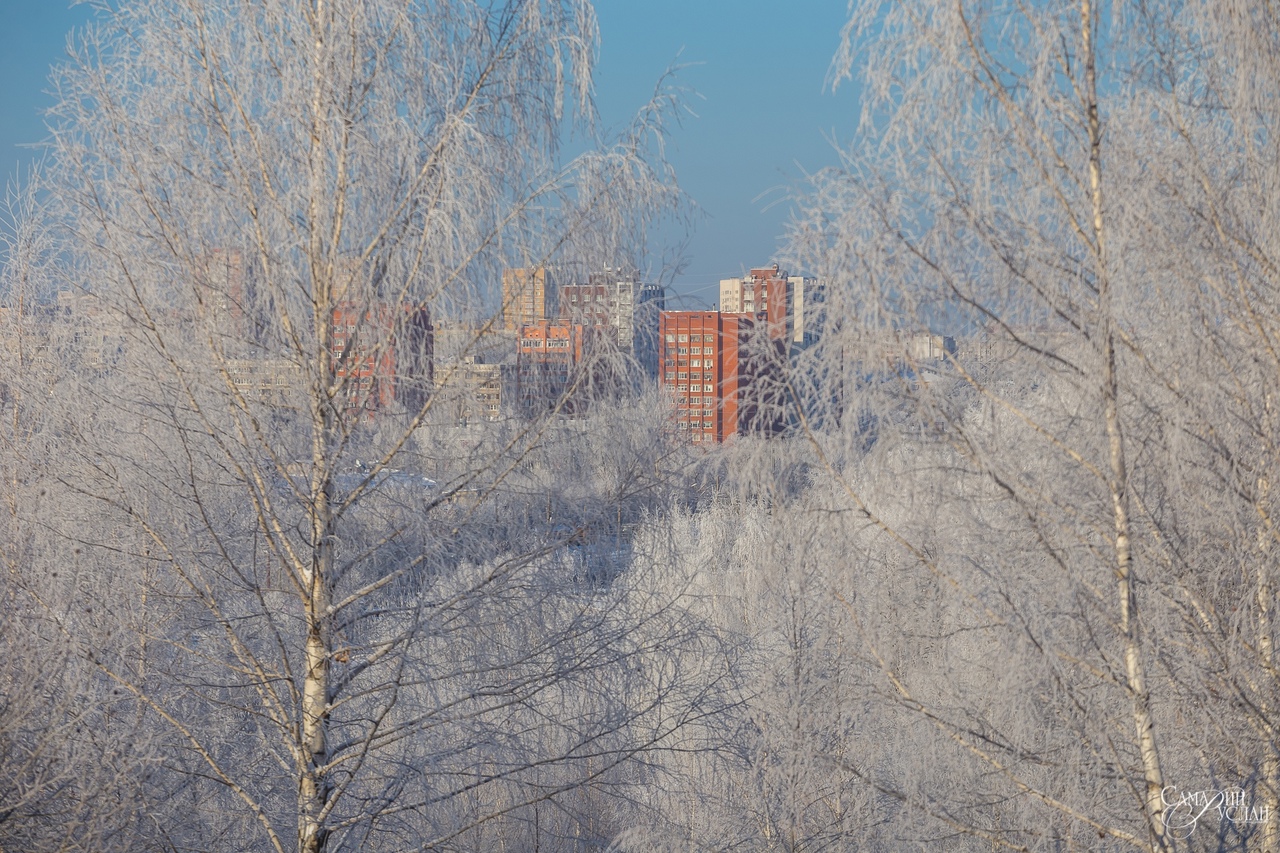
top-left (676, 395), bottom-right (728, 409)
top-left (231, 377), bottom-right (292, 387)
top-left (665, 333), bottom-right (716, 342)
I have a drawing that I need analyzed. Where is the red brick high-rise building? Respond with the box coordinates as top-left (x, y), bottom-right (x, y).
top-left (659, 310), bottom-right (785, 444)
top-left (718, 265), bottom-right (791, 341)
top-left (330, 302), bottom-right (433, 416)
top-left (719, 264), bottom-right (823, 347)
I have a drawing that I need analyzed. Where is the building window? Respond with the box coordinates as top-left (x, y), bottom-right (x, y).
top-left (691, 347), bottom-right (701, 355)
top-left (678, 372), bottom-right (687, 379)
top-left (678, 347), bottom-right (688, 354)
top-left (665, 334), bottom-right (674, 342)
top-left (678, 334), bottom-right (688, 342)
top-left (691, 359), bottom-right (700, 367)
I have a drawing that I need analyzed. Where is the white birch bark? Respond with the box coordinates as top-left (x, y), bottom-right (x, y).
top-left (1080, 2), bottom-right (1166, 846)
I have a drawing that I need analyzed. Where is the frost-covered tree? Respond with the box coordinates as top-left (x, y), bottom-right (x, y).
top-left (776, 1), bottom-right (1280, 851)
top-left (15, 2), bottom-right (708, 851)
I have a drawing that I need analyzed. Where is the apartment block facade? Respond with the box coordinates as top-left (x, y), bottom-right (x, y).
top-left (558, 272), bottom-right (665, 376)
top-left (330, 302), bottom-right (434, 415)
top-left (227, 358), bottom-right (304, 406)
top-left (195, 248), bottom-right (252, 346)
top-left (502, 266), bottom-right (557, 332)
top-left (719, 264), bottom-right (825, 348)
top-left (433, 357), bottom-right (504, 423)
top-left (659, 310), bottom-right (785, 444)
top-left (515, 319), bottom-right (598, 415)
top-left (788, 273), bottom-right (823, 347)
top-left (719, 266), bottom-right (791, 341)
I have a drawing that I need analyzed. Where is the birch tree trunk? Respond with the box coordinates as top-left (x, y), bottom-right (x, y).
top-left (1080, 1), bottom-right (1166, 845)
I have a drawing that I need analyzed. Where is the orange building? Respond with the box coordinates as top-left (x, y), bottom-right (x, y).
top-left (515, 319), bottom-right (597, 415)
top-left (330, 302), bottom-right (433, 416)
top-left (659, 310), bottom-right (785, 444)
top-left (502, 267), bottom-right (557, 332)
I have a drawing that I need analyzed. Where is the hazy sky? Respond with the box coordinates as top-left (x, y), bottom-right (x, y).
top-left (0, 1), bottom-right (861, 301)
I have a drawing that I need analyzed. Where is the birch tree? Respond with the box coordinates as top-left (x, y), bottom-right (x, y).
top-left (779, 1), bottom-right (1194, 849)
top-left (27, 2), bottom-right (704, 851)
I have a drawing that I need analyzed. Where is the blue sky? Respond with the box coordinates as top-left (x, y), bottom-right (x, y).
top-left (0, 1), bottom-right (860, 300)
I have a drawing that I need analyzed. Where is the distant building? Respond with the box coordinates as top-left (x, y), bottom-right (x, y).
top-left (558, 271), bottom-right (666, 378)
top-left (432, 321), bottom-right (515, 366)
top-left (659, 310), bottom-right (786, 444)
top-left (719, 265), bottom-right (790, 341)
top-left (634, 283), bottom-right (665, 377)
top-left (195, 248), bottom-right (251, 345)
top-left (53, 290), bottom-right (120, 373)
top-left (502, 267), bottom-right (557, 332)
top-left (433, 357), bottom-right (504, 423)
top-left (876, 331), bottom-right (957, 366)
top-left (516, 319), bottom-right (608, 416)
top-left (226, 357), bottom-right (303, 406)
top-left (429, 321), bottom-right (515, 423)
top-left (330, 301), bottom-right (433, 416)
top-left (558, 270), bottom-right (640, 351)
top-left (719, 264), bottom-right (824, 347)
top-left (787, 274), bottom-right (824, 348)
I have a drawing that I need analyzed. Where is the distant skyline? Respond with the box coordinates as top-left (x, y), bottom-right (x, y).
top-left (0, 1), bottom-right (861, 300)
